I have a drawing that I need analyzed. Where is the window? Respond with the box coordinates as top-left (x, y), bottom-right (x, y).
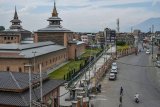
top-left (7, 67), bottom-right (10, 71)
top-left (4, 37), bottom-right (6, 40)
top-left (8, 37), bottom-right (10, 40)
top-left (19, 67), bottom-right (22, 72)
top-left (11, 37), bottom-right (13, 40)
top-left (50, 59), bottom-right (52, 64)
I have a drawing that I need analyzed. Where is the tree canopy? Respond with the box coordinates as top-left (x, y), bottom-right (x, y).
top-left (0, 26), bottom-right (5, 31)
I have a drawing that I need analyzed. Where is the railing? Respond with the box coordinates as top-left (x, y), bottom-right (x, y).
top-left (67, 49), bottom-right (104, 87)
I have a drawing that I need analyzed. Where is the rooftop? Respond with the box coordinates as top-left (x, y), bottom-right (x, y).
top-left (0, 41), bottom-right (66, 58)
top-left (0, 71), bottom-right (65, 106)
top-left (36, 25), bottom-right (72, 33)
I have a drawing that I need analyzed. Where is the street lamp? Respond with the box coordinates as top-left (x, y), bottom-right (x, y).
top-left (24, 64), bottom-right (32, 107)
top-left (32, 51), bottom-right (37, 73)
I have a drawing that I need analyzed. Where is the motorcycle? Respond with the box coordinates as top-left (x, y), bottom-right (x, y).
top-left (134, 94), bottom-right (140, 103)
top-left (134, 97), bottom-right (139, 103)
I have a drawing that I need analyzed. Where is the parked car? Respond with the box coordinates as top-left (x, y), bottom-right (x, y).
top-left (156, 61), bottom-right (160, 68)
top-left (146, 50), bottom-right (150, 54)
top-left (110, 68), bottom-right (118, 74)
top-left (109, 73), bottom-right (116, 80)
top-left (112, 62), bottom-right (118, 70)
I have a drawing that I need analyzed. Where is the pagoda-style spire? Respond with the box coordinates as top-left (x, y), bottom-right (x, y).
top-left (14, 6), bottom-right (18, 19)
top-left (10, 6), bottom-right (22, 29)
top-left (52, 0), bottom-right (58, 17)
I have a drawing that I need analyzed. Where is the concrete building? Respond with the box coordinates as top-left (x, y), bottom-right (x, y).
top-left (0, 71), bottom-right (65, 107)
top-left (0, 7), bottom-right (31, 44)
top-left (116, 33), bottom-right (135, 45)
top-left (0, 42), bottom-right (68, 73)
top-left (155, 31), bottom-right (160, 46)
top-left (104, 28), bottom-right (116, 45)
top-left (95, 31), bottom-right (105, 45)
top-left (81, 34), bottom-right (95, 45)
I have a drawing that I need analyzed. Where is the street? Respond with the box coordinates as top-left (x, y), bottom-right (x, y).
top-left (92, 49), bottom-right (160, 107)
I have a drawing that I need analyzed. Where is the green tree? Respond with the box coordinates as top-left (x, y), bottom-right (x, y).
top-left (0, 26), bottom-right (5, 31)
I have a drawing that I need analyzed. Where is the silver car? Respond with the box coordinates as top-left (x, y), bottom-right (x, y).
top-left (156, 61), bottom-right (160, 68)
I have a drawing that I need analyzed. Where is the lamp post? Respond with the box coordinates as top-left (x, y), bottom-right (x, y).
top-left (32, 51), bottom-right (37, 73)
top-left (24, 64), bottom-right (32, 107)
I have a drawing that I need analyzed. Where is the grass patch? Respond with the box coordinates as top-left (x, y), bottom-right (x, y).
top-left (81, 48), bottom-right (102, 58)
top-left (49, 60), bottom-right (85, 79)
top-left (49, 47), bottom-right (102, 80)
top-left (117, 45), bottom-right (130, 51)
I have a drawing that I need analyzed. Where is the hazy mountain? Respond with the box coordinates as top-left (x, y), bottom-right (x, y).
top-left (132, 17), bottom-right (160, 32)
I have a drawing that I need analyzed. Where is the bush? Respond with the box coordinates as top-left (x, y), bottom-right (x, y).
top-left (116, 41), bottom-right (126, 46)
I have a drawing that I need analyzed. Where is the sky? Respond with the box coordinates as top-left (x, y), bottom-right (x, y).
top-left (0, 0), bottom-right (160, 32)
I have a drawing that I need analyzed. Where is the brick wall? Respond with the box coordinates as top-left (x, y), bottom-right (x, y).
top-left (0, 49), bottom-right (68, 73)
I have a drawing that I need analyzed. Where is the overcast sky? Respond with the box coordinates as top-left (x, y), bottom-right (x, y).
top-left (0, 0), bottom-right (160, 32)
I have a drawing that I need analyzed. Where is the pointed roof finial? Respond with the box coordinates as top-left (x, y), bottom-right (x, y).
top-left (52, 0), bottom-right (58, 17)
top-left (14, 6), bottom-right (19, 19)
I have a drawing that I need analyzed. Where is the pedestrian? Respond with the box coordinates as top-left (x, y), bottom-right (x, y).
top-left (119, 95), bottom-right (122, 103)
top-left (120, 86), bottom-right (123, 95)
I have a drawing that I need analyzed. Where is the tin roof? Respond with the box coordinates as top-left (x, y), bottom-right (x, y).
top-left (0, 41), bottom-right (66, 58)
top-left (0, 72), bottom-right (65, 106)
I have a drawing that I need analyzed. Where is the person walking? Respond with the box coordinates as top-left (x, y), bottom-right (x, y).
top-left (120, 86), bottom-right (123, 95)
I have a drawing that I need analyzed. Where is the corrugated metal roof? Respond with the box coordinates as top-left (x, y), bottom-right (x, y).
top-left (0, 42), bottom-right (66, 58)
top-left (0, 72), bottom-right (48, 90)
top-left (0, 72), bottom-right (65, 106)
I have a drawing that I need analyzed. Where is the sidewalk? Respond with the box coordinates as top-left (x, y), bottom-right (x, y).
top-left (59, 47), bottom-right (115, 106)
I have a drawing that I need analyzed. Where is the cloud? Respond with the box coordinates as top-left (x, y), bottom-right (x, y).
top-left (152, 0), bottom-right (160, 5)
top-left (0, 0), bottom-right (160, 32)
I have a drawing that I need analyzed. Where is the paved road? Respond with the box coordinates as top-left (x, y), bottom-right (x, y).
top-left (92, 49), bottom-right (160, 107)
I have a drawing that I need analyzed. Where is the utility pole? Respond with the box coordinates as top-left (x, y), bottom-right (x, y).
top-left (131, 26), bottom-right (133, 33)
top-left (104, 28), bottom-right (107, 62)
top-left (152, 25), bottom-right (154, 59)
top-left (116, 18), bottom-right (120, 58)
top-left (39, 64), bottom-right (43, 103)
top-left (32, 51), bottom-right (37, 73)
top-left (24, 64), bottom-right (32, 107)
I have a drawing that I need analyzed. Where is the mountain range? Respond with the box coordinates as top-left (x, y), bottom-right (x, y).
top-left (132, 17), bottom-right (160, 32)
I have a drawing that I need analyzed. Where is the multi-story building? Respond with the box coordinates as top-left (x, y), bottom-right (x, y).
top-left (95, 31), bottom-right (105, 45)
top-left (0, 71), bottom-right (65, 107)
top-left (81, 34), bottom-right (96, 45)
top-left (155, 31), bottom-right (160, 46)
top-left (0, 7), bottom-right (31, 44)
top-left (104, 28), bottom-right (116, 45)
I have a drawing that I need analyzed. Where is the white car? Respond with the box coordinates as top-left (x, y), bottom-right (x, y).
top-left (146, 50), bottom-right (150, 54)
top-left (109, 73), bottom-right (116, 80)
top-left (112, 62), bottom-right (118, 70)
top-left (110, 69), bottom-right (118, 74)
